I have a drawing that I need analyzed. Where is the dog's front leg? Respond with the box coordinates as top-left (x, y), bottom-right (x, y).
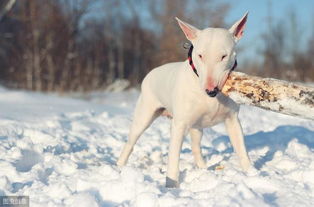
top-left (166, 120), bottom-right (187, 188)
top-left (225, 113), bottom-right (251, 171)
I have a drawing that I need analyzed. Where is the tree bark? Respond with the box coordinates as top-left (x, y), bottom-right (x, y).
top-left (222, 72), bottom-right (314, 121)
top-left (117, 40), bottom-right (124, 80)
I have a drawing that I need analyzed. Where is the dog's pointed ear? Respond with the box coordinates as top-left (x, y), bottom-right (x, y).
top-left (176, 17), bottom-right (199, 41)
top-left (229, 12), bottom-right (248, 42)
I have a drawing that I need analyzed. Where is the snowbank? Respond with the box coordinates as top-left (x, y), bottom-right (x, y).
top-left (0, 88), bottom-right (313, 206)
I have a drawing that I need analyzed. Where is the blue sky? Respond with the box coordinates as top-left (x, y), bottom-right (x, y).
top-left (225, 0), bottom-right (314, 63)
top-left (92, 0), bottom-right (314, 63)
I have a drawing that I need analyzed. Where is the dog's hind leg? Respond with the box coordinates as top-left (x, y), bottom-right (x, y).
top-left (117, 94), bottom-right (162, 166)
top-left (190, 128), bottom-right (206, 168)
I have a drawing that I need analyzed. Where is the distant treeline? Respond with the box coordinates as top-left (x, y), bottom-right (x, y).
top-left (0, 0), bottom-right (313, 92)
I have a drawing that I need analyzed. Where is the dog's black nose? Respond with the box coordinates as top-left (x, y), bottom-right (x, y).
top-left (206, 87), bottom-right (219, 97)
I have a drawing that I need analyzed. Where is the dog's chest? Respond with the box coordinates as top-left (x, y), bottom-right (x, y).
top-left (192, 96), bottom-right (233, 128)
top-left (197, 107), bottom-right (230, 128)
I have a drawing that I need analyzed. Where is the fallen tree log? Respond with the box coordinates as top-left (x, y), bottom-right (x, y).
top-left (222, 72), bottom-right (314, 121)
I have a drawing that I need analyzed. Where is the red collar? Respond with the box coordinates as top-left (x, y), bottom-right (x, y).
top-left (187, 45), bottom-right (199, 77)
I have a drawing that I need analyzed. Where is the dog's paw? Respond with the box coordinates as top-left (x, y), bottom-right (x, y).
top-left (116, 160), bottom-right (124, 167)
top-left (165, 177), bottom-right (179, 188)
top-left (245, 166), bottom-right (259, 176)
top-left (240, 159), bottom-right (251, 172)
top-left (196, 160), bottom-right (207, 169)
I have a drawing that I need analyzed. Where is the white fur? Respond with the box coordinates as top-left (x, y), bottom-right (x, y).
top-left (117, 12), bottom-right (251, 188)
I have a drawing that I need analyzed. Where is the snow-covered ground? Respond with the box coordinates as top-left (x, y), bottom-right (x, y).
top-left (0, 87), bottom-right (313, 207)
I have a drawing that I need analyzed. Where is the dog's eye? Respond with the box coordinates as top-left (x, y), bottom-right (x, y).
top-left (221, 54), bottom-right (227, 61)
top-left (198, 54), bottom-right (202, 59)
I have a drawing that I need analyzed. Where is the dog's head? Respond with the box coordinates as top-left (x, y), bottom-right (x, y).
top-left (176, 12), bottom-right (248, 96)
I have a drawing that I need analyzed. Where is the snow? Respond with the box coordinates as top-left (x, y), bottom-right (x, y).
top-left (0, 86), bottom-right (314, 207)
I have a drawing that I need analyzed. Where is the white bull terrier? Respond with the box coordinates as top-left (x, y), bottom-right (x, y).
top-left (117, 12), bottom-right (251, 188)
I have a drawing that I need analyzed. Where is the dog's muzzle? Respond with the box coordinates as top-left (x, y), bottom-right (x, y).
top-left (205, 60), bottom-right (237, 98)
top-left (206, 87), bottom-right (219, 97)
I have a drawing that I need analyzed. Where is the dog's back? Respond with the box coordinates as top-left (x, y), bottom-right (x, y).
top-left (140, 61), bottom-right (187, 109)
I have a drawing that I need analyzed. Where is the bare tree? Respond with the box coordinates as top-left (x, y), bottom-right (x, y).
top-left (305, 17), bottom-right (314, 81)
top-left (4, 0), bottom-right (311, 93)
